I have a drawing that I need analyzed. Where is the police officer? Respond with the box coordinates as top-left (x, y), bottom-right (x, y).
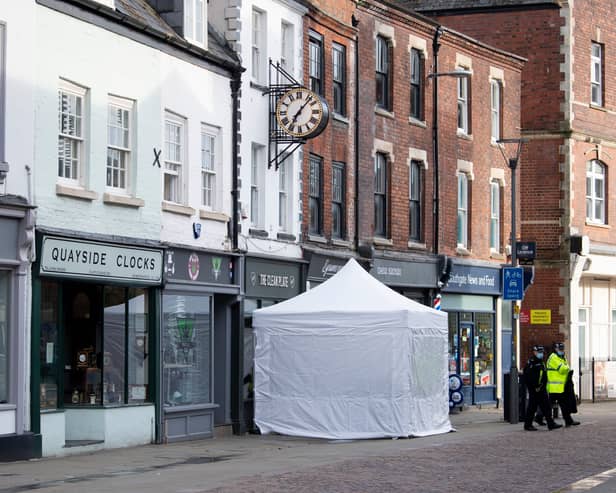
top-left (524, 344), bottom-right (562, 431)
top-left (546, 342), bottom-right (580, 427)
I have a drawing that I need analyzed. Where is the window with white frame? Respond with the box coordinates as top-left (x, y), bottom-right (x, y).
top-left (490, 80), bottom-right (501, 141)
top-left (586, 159), bottom-right (605, 224)
top-left (184, 0), bottom-right (207, 47)
top-left (107, 96), bottom-right (132, 192)
top-left (163, 112), bottom-right (185, 204)
top-left (591, 42), bottom-right (603, 106)
top-left (251, 143), bottom-right (264, 227)
top-left (374, 152), bottom-right (389, 237)
top-left (58, 80), bottom-right (87, 184)
top-left (278, 155), bottom-right (292, 232)
top-left (201, 125), bottom-right (219, 210)
top-left (490, 180), bottom-right (500, 251)
top-left (457, 68), bottom-right (469, 134)
top-left (251, 8), bottom-right (266, 83)
top-left (409, 160), bottom-right (422, 242)
top-left (281, 21), bottom-right (294, 73)
top-left (457, 173), bottom-right (469, 248)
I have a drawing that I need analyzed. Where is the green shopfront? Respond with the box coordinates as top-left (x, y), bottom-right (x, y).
top-left (441, 261), bottom-right (502, 405)
top-left (32, 234), bottom-right (163, 457)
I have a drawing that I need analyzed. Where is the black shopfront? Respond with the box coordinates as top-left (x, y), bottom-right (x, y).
top-left (161, 247), bottom-right (241, 441)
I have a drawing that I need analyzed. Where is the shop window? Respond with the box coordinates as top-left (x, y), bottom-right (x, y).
top-left (62, 284), bottom-right (150, 407)
top-left (475, 313), bottom-right (494, 387)
top-left (40, 280), bottom-right (60, 410)
top-left (0, 271), bottom-right (9, 403)
top-left (163, 293), bottom-right (212, 406)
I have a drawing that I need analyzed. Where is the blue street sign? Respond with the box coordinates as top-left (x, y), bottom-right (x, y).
top-left (503, 267), bottom-right (524, 300)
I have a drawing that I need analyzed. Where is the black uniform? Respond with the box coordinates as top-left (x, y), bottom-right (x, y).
top-left (524, 355), bottom-right (556, 429)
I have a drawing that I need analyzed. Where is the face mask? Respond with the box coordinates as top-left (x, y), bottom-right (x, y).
top-left (536, 352), bottom-right (544, 360)
top-left (556, 350), bottom-right (564, 357)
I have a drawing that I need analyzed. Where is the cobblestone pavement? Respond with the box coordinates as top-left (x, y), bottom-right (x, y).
top-left (0, 402), bottom-right (614, 493)
top-left (207, 405), bottom-right (616, 493)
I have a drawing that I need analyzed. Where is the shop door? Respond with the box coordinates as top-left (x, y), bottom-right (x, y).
top-left (458, 322), bottom-right (474, 404)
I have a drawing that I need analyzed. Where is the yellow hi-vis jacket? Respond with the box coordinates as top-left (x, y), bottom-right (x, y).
top-left (546, 352), bottom-right (570, 394)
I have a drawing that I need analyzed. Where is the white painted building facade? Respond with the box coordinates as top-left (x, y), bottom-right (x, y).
top-left (0, 0), bottom-right (38, 461)
top-left (30, 0), bottom-right (240, 457)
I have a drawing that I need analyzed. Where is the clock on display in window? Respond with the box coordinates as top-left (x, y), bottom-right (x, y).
top-left (275, 87), bottom-right (329, 139)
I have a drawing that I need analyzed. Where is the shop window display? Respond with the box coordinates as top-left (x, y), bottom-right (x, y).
top-left (474, 313), bottom-right (494, 387)
top-left (60, 283), bottom-right (150, 407)
top-left (40, 281), bottom-right (59, 409)
top-left (163, 294), bottom-right (211, 407)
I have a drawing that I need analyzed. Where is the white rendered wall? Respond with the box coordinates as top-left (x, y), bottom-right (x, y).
top-left (0, 407), bottom-right (15, 434)
top-left (237, 0), bottom-right (305, 259)
top-left (34, 7), bottom-right (163, 240)
top-left (159, 55), bottom-right (234, 251)
top-left (40, 411), bottom-right (66, 457)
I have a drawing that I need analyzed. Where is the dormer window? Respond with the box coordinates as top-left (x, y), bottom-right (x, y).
top-left (184, 0), bottom-right (207, 48)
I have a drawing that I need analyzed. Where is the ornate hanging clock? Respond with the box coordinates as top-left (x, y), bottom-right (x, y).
top-left (275, 87), bottom-right (329, 139)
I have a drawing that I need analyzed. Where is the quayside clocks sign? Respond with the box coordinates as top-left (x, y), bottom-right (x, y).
top-left (40, 236), bottom-right (163, 284)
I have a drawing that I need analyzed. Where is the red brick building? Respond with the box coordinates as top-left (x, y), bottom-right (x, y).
top-left (408, 0), bottom-right (616, 400)
top-left (309, 0), bottom-right (524, 404)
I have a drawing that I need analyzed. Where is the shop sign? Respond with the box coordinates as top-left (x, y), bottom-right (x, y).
top-left (530, 309), bottom-right (551, 324)
top-left (245, 257), bottom-right (301, 298)
top-left (371, 257), bottom-right (438, 287)
top-left (307, 254), bottom-right (348, 282)
top-left (442, 264), bottom-right (501, 295)
top-left (164, 248), bottom-right (234, 285)
top-left (40, 236), bottom-right (162, 284)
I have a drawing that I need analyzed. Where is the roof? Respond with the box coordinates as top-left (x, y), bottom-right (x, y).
top-left (394, 0), bottom-right (560, 11)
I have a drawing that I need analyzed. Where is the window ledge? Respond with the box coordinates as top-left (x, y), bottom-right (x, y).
top-left (456, 246), bottom-right (471, 256)
top-left (332, 238), bottom-right (352, 247)
top-left (277, 232), bottom-right (297, 242)
top-left (408, 117), bottom-right (427, 128)
top-left (375, 106), bottom-right (395, 119)
top-left (373, 237), bottom-right (393, 247)
top-left (333, 113), bottom-right (350, 124)
top-left (161, 201), bottom-right (195, 216)
top-left (457, 131), bottom-right (473, 141)
top-left (589, 103), bottom-right (606, 112)
top-left (307, 234), bottom-right (328, 244)
top-left (199, 209), bottom-right (229, 223)
top-left (0, 403), bottom-right (16, 411)
top-left (249, 228), bottom-right (269, 238)
top-left (103, 193), bottom-right (144, 208)
top-left (250, 80), bottom-right (268, 93)
top-left (408, 240), bottom-right (427, 250)
top-left (56, 184), bottom-right (98, 201)
top-left (490, 250), bottom-right (506, 260)
top-left (585, 221), bottom-right (609, 229)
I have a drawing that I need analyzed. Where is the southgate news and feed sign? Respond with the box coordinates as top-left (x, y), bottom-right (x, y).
top-left (40, 236), bottom-right (163, 284)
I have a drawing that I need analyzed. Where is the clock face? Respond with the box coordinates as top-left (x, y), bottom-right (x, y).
top-left (276, 88), bottom-right (327, 138)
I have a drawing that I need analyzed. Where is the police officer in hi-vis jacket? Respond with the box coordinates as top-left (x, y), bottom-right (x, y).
top-left (524, 344), bottom-right (562, 431)
top-left (546, 342), bottom-right (580, 427)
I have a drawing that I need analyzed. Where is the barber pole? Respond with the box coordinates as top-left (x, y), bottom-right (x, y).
top-left (433, 293), bottom-right (441, 311)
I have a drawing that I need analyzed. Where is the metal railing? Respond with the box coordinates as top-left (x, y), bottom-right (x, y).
top-left (579, 357), bottom-right (616, 402)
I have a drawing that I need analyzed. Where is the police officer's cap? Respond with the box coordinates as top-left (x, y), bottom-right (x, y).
top-left (532, 344), bottom-right (544, 352)
top-left (553, 342), bottom-right (565, 350)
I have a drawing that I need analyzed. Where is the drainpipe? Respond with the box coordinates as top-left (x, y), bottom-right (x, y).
top-left (432, 26), bottom-right (443, 254)
top-left (352, 14), bottom-right (360, 253)
top-left (230, 71), bottom-right (241, 252)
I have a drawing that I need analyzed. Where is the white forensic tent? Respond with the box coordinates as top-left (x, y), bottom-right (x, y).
top-left (252, 258), bottom-right (452, 440)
